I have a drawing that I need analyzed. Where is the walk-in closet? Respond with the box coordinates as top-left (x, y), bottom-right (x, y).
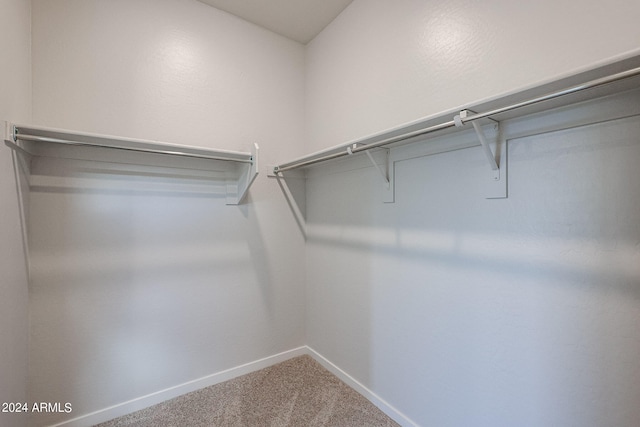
top-left (2, 1), bottom-right (640, 426)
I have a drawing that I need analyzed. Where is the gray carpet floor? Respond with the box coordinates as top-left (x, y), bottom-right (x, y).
top-left (95, 355), bottom-right (399, 426)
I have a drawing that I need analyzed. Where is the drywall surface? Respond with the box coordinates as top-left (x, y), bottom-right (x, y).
top-left (0, 0), bottom-right (31, 426)
top-left (30, 0), bottom-right (305, 425)
top-left (304, 0), bottom-right (640, 425)
top-left (305, 101), bottom-right (640, 427)
top-left (305, 0), bottom-right (640, 153)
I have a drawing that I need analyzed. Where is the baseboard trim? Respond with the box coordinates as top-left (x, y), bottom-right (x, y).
top-left (49, 345), bottom-right (417, 427)
top-left (48, 346), bottom-right (308, 427)
top-left (305, 346), bottom-right (419, 427)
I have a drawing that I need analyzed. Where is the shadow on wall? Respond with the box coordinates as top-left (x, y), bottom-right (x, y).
top-left (302, 114), bottom-right (640, 426)
top-left (240, 191), bottom-right (276, 320)
top-left (25, 156), bottom-right (271, 426)
top-left (304, 115), bottom-right (640, 295)
top-left (274, 173), bottom-right (307, 239)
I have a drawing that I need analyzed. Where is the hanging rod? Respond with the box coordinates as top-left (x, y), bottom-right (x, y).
top-left (9, 126), bottom-right (254, 164)
top-left (274, 65), bottom-right (640, 174)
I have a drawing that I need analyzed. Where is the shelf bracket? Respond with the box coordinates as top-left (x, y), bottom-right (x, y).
top-left (364, 148), bottom-right (390, 189)
top-left (453, 110), bottom-right (507, 199)
top-left (471, 120), bottom-right (500, 181)
top-left (454, 110), bottom-right (500, 180)
top-left (228, 143), bottom-right (259, 205)
top-left (349, 144), bottom-right (394, 203)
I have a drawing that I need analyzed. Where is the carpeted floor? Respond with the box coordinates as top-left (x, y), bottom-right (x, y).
top-left (95, 355), bottom-right (399, 426)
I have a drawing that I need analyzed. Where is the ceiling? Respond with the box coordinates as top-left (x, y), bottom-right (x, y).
top-left (197, 0), bottom-right (354, 44)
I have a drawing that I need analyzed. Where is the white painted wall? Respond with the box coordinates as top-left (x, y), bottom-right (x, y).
top-left (305, 0), bottom-right (640, 152)
top-left (29, 0), bottom-right (305, 425)
top-left (24, 0), bottom-right (640, 425)
top-left (0, 0), bottom-right (31, 426)
top-left (306, 108), bottom-right (640, 427)
top-left (305, 0), bottom-right (640, 426)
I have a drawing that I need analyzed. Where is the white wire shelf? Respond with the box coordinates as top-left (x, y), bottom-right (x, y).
top-left (4, 122), bottom-right (259, 205)
top-left (271, 54), bottom-right (640, 203)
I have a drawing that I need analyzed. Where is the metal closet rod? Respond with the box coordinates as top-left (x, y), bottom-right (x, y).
top-left (274, 65), bottom-right (640, 174)
top-left (12, 132), bottom-right (254, 163)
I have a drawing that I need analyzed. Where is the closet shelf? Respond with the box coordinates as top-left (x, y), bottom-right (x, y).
top-left (3, 122), bottom-right (259, 205)
top-left (271, 55), bottom-right (640, 202)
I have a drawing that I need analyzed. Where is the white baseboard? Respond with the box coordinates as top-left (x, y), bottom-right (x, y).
top-left (49, 346), bottom-right (308, 427)
top-left (49, 345), bottom-right (417, 427)
top-left (305, 347), bottom-right (419, 427)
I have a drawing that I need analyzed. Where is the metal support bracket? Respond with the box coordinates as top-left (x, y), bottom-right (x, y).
top-left (471, 121), bottom-right (500, 181)
top-left (349, 144), bottom-right (394, 203)
top-left (364, 148), bottom-right (390, 189)
top-left (454, 110), bottom-right (507, 199)
top-left (6, 122), bottom-right (16, 141)
top-left (454, 110), bottom-right (500, 177)
top-left (227, 143), bottom-right (259, 205)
